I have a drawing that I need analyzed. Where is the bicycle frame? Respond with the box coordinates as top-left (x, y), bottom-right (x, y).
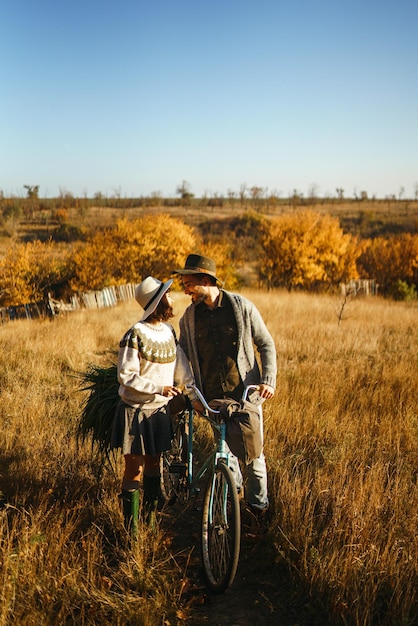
top-left (183, 383), bottom-right (259, 497)
top-left (184, 390), bottom-right (227, 497)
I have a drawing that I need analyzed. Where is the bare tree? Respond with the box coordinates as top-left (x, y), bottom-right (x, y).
top-left (176, 180), bottom-right (194, 207)
top-left (227, 189), bottom-right (236, 206)
top-left (291, 189), bottom-right (302, 208)
top-left (23, 185), bottom-right (40, 219)
top-left (308, 183), bottom-right (319, 204)
top-left (239, 183), bottom-right (247, 206)
top-left (249, 186), bottom-right (264, 200)
top-left (150, 191), bottom-right (162, 207)
top-left (23, 184), bottom-right (39, 199)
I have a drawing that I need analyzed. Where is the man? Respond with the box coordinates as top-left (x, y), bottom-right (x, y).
top-left (173, 254), bottom-right (277, 516)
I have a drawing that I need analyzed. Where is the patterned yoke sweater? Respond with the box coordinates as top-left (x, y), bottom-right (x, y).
top-left (117, 321), bottom-right (193, 409)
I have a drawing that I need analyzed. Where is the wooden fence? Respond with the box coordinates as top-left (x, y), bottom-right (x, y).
top-left (0, 283), bottom-right (138, 324)
top-left (1, 279), bottom-right (378, 324)
top-left (340, 279), bottom-right (378, 297)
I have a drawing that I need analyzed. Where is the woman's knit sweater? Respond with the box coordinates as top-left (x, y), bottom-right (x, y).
top-left (117, 321), bottom-right (177, 409)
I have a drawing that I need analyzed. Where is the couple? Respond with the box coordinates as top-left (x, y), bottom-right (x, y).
top-left (111, 254), bottom-right (277, 535)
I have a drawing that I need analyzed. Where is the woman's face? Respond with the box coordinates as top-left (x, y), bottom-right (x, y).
top-left (158, 292), bottom-right (174, 321)
top-left (147, 291), bottom-right (174, 323)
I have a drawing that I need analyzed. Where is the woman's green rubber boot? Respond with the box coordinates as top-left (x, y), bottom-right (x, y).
top-left (121, 489), bottom-right (140, 539)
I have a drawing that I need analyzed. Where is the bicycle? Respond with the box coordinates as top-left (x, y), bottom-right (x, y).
top-left (160, 383), bottom-right (259, 594)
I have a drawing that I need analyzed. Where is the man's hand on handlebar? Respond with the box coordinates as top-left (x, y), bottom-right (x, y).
top-left (258, 384), bottom-right (275, 400)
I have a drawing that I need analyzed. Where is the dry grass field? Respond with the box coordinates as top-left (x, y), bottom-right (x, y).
top-left (0, 290), bottom-right (417, 625)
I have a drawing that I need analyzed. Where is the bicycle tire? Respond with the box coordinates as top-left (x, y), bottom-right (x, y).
top-left (201, 460), bottom-right (241, 593)
top-left (160, 417), bottom-right (189, 506)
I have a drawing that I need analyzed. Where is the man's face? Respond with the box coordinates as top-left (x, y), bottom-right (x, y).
top-left (182, 275), bottom-right (210, 304)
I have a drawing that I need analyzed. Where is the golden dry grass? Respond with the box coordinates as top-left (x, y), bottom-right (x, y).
top-left (0, 291), bottom-right (417, 624)
top-left (0, 304), bottom-right (182, 625)
top-left (259, 290), bottom-right (418, 625)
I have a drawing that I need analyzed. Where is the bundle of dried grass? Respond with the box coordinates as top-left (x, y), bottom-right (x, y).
top-left (77, 363), bottom-right (120, 460)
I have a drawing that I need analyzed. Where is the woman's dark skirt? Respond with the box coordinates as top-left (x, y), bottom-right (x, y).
top-left (111, 401), bottom-right (173, 456)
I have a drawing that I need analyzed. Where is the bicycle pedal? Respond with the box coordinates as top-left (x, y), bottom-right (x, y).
top-left (170, 462), bottom-right (187, 476)
top-left (193, 487), bottom-right (202, 510)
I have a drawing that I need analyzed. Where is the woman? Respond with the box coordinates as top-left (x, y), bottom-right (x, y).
top-left (111, 275), bottom-right (192, 535)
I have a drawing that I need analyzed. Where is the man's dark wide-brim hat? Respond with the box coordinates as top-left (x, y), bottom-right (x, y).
top-left (173, 254), bottom-right (221, 282)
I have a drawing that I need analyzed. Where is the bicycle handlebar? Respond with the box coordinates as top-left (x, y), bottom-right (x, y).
top-left (185, 384), bottom-right (260, 415)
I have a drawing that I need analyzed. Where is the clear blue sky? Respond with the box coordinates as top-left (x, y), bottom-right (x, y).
top-left (1, 0), bottom-right (417, 199)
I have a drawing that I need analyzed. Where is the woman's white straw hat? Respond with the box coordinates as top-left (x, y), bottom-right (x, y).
top-left (135, 276), bottom-right (173, 321)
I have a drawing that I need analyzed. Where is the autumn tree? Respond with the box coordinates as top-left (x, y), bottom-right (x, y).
top-left (0, 240), bottom-right (72, 306)
top-left (259, 210), bottom-right (360, 291)
top-left (357, 234), bottom-right (418, 297)
top-left (70, 215), bottom-right (196, 292)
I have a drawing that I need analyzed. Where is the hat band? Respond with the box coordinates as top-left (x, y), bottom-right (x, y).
top-left (185, 265), bottom-right (216, 276)
top-left (144, 282), bottom-right (165, 310)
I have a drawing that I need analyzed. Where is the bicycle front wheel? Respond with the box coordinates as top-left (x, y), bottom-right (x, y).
top-left (201, 460), bottom-right (241, 593)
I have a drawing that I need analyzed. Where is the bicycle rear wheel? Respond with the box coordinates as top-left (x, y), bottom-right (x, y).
top-left (160, 416), bottom-right (188, 506)
top-left (201, 460), bottom-right (241, 593)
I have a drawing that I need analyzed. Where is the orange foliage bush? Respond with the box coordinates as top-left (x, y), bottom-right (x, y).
top-left (260, 210), bottom-right (360, 290)
top-left (70, 215), bottom-right (196, 291)
top-left (0, 240), bottom-right (71, 306)
top-left (358, 233), bottom-right (418, 296)
top-left (1, 211), bottom-right (417, 307)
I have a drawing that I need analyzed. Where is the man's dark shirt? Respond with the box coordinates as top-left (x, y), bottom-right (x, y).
top-left (194, 291), bottom-right (244, 401)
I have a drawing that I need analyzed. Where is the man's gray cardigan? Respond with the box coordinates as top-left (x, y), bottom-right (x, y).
top-left (178, 290), bottom-right (277, 397)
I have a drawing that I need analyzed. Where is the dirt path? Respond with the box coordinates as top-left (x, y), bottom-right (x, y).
top-left (160, 496), bottom-right (303, 626)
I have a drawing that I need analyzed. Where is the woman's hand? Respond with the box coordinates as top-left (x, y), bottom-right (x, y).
top-left (161, 385), bottom-right (182, 397)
